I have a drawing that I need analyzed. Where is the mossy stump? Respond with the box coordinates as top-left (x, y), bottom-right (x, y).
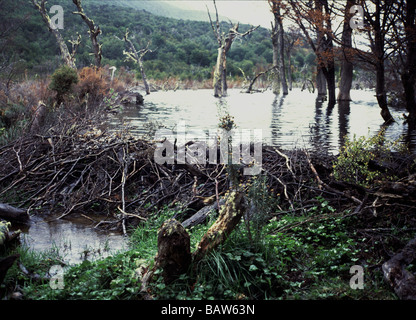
top-left (156, 218), bottom-right (191, 284)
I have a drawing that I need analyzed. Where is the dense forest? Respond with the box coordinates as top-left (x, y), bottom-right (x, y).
top-left (1, 0), bottom-right (416, 306)
top-left (1, 0), bottom-right (323, 84)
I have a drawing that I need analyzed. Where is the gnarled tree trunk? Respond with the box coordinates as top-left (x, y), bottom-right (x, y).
top-left (72, 0), bottom-right (102, 68)
top-left (31, 0), bottom-right (77, 69)
top-left (208, 0), bottom-right (258, 97)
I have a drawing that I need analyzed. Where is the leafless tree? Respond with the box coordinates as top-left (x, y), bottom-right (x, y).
top-left (270, 0), bottom-right (288, 95)
top-left (207, 0), bottom-right (258, 97)
top-left (31, 0), bottom-right (78, 69)
top-left (72, 0), bottom-right (102, 68)
top-left (123, 29), bottom-right (151, 95)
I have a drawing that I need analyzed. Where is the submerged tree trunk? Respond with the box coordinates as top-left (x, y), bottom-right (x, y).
top-left (321, 0), bottom-right (336, 106)
top-left (338, 0), bottom-right (354, 101)
top-left (123, 29), bottom-right (151, 95)
top-left (401, 0), bottom-right (416, 129)
top-left (271, 1), bottom-right (288, 95)
top-left (316, 67), bottom-right (327, 96)
top-left (287, 56), bottom-right (293, 91)
top-left (368, 0), bottom-right (394, 124)
top-left (271, 23), bottom-right (280, 95)
top-left (208, 0), bottom-right (258, 97)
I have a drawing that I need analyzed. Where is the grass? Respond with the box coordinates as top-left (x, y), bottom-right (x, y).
top-left (0, 192), bottom-right (401, 300)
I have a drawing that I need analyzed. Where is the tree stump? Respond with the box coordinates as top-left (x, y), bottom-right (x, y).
top-left (155, 218), bottom-right (191, 284)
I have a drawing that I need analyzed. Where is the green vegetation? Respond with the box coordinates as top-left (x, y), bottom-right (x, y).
top-left (1, 178), bottom-right (398, 300)
top-left (49, 65), bottom-right (79, 103)
top-left (1, 0), bottom-right (317, 83)
top-left (333, 130), bottom-right (407, 187)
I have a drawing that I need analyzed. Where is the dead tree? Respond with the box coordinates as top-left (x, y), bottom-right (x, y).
top-left (72, 0), bottom-right (102, 68)
top-left (207, 0), bottom-right (258, 97)
top-left (123, 29), bottom-right (151, 95)
top-left (31, 0), bottom-right (78, 69)
top-left (270, 0), bottom-right (288, 95)
top-left (337, 0), bottom-right (355, 101)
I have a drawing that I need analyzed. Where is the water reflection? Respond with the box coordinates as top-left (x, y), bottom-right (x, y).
top-left (108, 88), bottom-right (416, 154)
top-left (338, 100), bottom-right (351, 148)
top-left (15, 215), bottom-right (128, 265)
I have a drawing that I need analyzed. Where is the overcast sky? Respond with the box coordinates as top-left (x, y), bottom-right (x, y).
top-left (166, 0), bottom-right (273, 28)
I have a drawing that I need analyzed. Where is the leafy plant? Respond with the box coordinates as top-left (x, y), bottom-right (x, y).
top-left (49, 65), bottom-right (79, 104)
top-left (333, 130), bottom-right (403, 186)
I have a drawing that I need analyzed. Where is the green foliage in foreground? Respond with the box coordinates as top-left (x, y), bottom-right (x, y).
top-left (2, 193), bottom-right (396, 300)
top-left (49, 65), bottom-right (79, 100)
top-left (333, 130), bottom-right (407, 187)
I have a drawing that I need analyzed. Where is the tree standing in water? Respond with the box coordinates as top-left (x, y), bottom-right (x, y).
top-left (208, 0), bottom-right (258, 97)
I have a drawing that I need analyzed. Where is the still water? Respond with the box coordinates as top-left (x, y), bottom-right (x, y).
top-left (111, 88), bottom-right (415, 154)
top-left (18, 88), bottom-right (415, 264)
top-left (16, 215), bottom-right (128, 265)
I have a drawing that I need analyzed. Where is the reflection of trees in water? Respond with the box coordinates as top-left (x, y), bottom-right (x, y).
top-left (338, 100), bottom-right (351, 149)
top-left (270, 95), bottom-right (286, 147)
top-left (309, 98), bottom-right (332, 153)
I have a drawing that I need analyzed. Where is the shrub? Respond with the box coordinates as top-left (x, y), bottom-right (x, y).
top-left (49, 65), bottom-right (79, 103)
top-left (333, 130), bottom-right (403, 186)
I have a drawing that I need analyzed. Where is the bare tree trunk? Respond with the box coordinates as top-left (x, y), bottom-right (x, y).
top-left (72, 0), bottom-right (102, 68)
top-left (276, 6), bottom-right (288, 95)
top-left (287, 56), bottom-right (293, 91)
top-left (270, 1), bottom-right (288, 95)
top-left (31, 0), bottom-right (76, 69)
top-left (401, 0), bottom-right (416, 129)
top-left (271, 25), bottom-right (280, 94)
top-left (316, 67), bottom-right (327, 96)
top-left (364, 0), bottom-right (394, 124)
top-left (338, 0), bottom-right (355, 101)
top-left (123, 29), bottom-right (151, 95)
top-left (213, 47), bottom-right (225, 97)
top-left (208, 0), bottom-right (258, 97)
top-left (375, 60), bottom-right (394, 123)
top-left (321, 0), bottom-right (336, 106)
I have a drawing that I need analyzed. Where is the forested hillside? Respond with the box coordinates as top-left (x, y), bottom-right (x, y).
top-left (1, 0), bottom-right (314, 82)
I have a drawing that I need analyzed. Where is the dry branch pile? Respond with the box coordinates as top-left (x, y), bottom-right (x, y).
top-left (1, 118), bottom-right (415, 235)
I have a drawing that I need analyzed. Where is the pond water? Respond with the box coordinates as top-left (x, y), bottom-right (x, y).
top-left (16, 87), bottom-right (415, 265)
top-left (14, 215), bottom-right (128, 265)
top-left (110, 88), bottom-right (416, 154)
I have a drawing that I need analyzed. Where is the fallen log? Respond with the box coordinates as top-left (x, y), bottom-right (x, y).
top-left (192, 191), bottom-right (246, 265)
top-left (382, 236), bottom-right (416, 300)
top-left (0, 203), bottom-right (29, 223)
top-left (182, 198), bottom-right (226, 229)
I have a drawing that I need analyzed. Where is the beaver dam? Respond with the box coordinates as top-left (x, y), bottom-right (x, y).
top-left (1, 110), bottom-right (416, 299)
